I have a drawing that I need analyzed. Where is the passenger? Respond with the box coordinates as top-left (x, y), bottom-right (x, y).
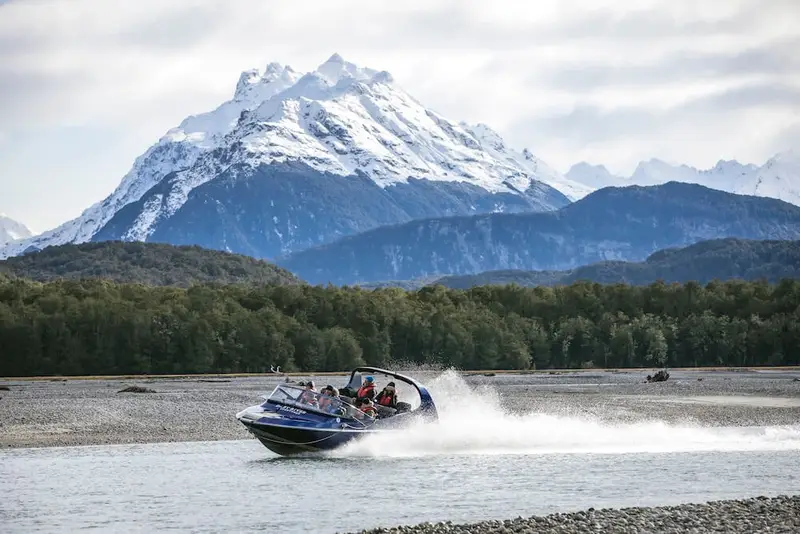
top-left (351, 398), bottom-right (368, 419)
top-left (327, 387), bottom-right (346, 416)
top-left (318, 386), bottom-right (336, 410)
top-left (375, 382), bottom-right (398, 408)
top-left (359, 398), bottom-right (377, 418)
top-left (298, 381), bottom-right (317, 404)
top-left (356, 376), bottom-right (376, 402)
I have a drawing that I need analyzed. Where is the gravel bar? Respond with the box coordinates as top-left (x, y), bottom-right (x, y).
top-left (1, 368), bottom-right (799, 448)
top-left (346, 495), bottom-right (800, 534)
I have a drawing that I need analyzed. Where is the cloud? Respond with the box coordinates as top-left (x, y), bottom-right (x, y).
top-left (0, 0), bottom-right (798, 230)
top-left (536, 37), bottom-right (800, 94)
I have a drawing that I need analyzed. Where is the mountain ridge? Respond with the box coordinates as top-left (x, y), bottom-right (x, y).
top-left (567, 150), bottom-right (798, 206)
top-left (430, 238), bottom-right (800, 289)
top-left (277, 182), bottom-right (800, 284)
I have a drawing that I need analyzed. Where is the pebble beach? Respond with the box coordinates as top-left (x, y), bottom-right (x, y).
top-left (346, 495), bottom-right (800, 534)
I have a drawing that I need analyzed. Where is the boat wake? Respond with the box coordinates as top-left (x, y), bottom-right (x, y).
top-left (329, 369), bottom-right (800, 458)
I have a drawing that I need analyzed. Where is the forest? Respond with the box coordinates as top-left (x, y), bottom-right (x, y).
top-left (0, 241), bottom-right (300, 287)
top-left (1, 274), bottom-right (798, 376)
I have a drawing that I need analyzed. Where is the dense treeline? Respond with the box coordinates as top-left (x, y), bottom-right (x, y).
top-left (0, 241), bottom-right (301, 287)
top-left (1, 276), bottom-right (799, 376)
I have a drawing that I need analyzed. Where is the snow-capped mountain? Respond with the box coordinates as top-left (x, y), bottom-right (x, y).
top-left (735, 150), bottom-right (800, 206)
top-left (0, 62), bottom-right (302, 259)
top-left (566, 154), bottom-right (798, 206)
top-left (1, 54), bottom-right (586, 260)
top-left (0, 214), bottom-right (34, 245)
top-left (565, 162), bottom-right (627, 189)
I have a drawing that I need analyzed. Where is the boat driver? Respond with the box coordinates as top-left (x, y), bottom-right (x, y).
top-left (356, 376), bottom-right (376, 401)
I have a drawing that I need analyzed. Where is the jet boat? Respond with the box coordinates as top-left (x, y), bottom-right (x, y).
top-left (236, 366), bottom-right (438, 456)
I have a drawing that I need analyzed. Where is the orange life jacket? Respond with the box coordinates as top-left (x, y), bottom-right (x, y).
top-left (361, 405), bottom-right (377, 417)
top-left (377, 391), bottom-right (395, 406)
top-left (357, 383), bottom-right (375, 399)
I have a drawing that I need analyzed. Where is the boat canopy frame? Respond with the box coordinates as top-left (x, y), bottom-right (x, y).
top-left (345, 366), bottom-right (438, 419)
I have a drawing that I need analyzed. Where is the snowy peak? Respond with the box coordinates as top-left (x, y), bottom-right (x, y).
top-left (765, 149), bottom-right (800, 167)
top-left (565, 152), bottom-right (800, 207)
top-left (708, 159), bottom-right (757, 175)
top-left (314, 53), bottom-right (386, 85)
top-left (206, 56), bottom-right (586, 199)
top-left (170, 62), bottom-right (302, 146)
top-left (566, 162), bottom-right (626, 189)
top-left (234, 63), bottom-right (298, 101)
top-left (0, 214), bottom-right (34, 245)
top-left (736, 150), bottom-right (800, 205)
top-left (232, 62), bottom-right (299, 102)
top-left (630, 159), bottom-right (698, 185)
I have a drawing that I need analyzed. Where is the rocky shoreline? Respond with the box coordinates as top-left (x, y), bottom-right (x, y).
top-left (347, 495), bottom-right (800, 534)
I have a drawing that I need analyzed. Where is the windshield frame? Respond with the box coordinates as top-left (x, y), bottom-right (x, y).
top-left (262, 384), bottom-right (359, 420)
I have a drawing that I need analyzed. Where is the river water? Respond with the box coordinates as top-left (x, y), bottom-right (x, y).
top-left (4, 371), bottom-right (800, 533)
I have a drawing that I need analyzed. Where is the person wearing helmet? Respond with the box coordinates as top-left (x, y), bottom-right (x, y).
top-left (356, 376), bottom-right (376, 402)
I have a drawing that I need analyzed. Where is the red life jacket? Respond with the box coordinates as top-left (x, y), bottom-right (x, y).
top-left (361, 405), bottom-right (377, 417)
top-left (377, 391), bottom-right (395, 406)
top-left (357, 383), bottom-right (375, 399)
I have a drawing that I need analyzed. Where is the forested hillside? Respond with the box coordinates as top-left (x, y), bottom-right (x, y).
top-left (1, 277), bottom-right (797, 377)
top-left (280, 182), bottom-right (800, 284)
top-left (0, 241), bottom-right (301, 287)
top-left (436, 239), bottom-right (800, 289)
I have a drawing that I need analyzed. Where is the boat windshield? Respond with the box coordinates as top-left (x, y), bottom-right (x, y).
top-left (263, 384), bottom-right (354, 418)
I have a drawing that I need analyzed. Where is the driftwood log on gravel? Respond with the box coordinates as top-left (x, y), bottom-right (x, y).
top-left (117, 385), bottom-right (156, 394)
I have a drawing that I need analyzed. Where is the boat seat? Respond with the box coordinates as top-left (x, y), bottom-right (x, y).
top-left (344, 372), bottom-right (362, 392)
top-left (376, 405), bottom-right (396, 418)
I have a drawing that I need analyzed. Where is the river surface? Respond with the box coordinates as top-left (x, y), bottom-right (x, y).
top-left (3, 440), bottom-right (800, 533)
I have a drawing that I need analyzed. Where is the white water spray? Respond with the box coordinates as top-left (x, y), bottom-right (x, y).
top-left (331, 369), bottom-right (800, 458)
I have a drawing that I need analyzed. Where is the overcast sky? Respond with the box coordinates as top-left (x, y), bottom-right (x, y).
top-left (1, 0), bottom-right (798, 231)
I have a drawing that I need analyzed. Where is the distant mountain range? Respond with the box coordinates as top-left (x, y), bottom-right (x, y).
top-left (4, 237), bottom-right (797, 292)
top-left (566, 150), bottom-right (800, 207)
top-left (0, 214), bottom-right (33, 246)
top-left (278, 182), bottom-right (800, 285)
top-left (0, 54), bottom-right (590, 261)
top-left (429, 238), bottom-right (800, 289)
top-left (2, 52), bottom-right (797, 278)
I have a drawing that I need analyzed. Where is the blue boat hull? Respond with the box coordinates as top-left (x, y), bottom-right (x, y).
top-left (240, 419), bottom-right (380, 455)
